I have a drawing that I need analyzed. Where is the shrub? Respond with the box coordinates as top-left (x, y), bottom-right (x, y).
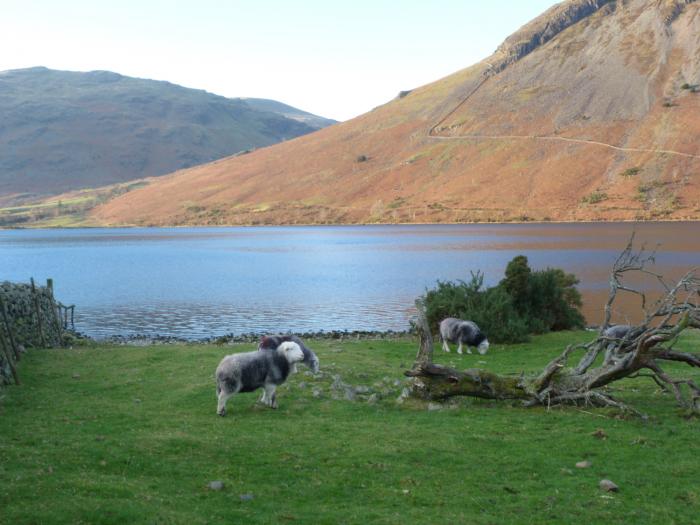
top-left (420, 256), bottom-right (585, 344)
top-left (621, 167), bottom-right (641, 177)
top-left (581, 192), bottom-right (608, 204)
top-left (518, 267), bottom-right (585, 332)
top-left (681, 83), bottom-right (691, 90)
top-left (421, 272), bottom-right (530, 344)
top-left (356, 155), bottom-right (368, 163)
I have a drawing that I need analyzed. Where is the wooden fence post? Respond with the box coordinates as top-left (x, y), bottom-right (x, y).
top-left (30, 278), bottom-right (48, 348)
top-left (46, 278), bottom-right (63, 346)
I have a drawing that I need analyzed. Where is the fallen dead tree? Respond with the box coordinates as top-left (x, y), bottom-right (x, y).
top-left (406, 236), bottom-right (700, 416)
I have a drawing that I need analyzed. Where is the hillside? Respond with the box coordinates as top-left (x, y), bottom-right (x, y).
top-left (62, 1), bottom-right (700, 224)
top-left (0, 67), bottom-right (334, 200)
top-left (241, 98), bottom-right (337, 130)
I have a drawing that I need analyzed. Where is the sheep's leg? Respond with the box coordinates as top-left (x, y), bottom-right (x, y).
top-left (466, 345), bottom-right (472, 355)
top-left (264, 384), bottom-right (278, 409)
top-left (442, 339), bottom-right (451, 353)
top-left (259, 389), bottom-right (268, 404)
top-left (457, 342), bottom-right (464, 355)
top-left (217, 389), bottom-right (235, 417)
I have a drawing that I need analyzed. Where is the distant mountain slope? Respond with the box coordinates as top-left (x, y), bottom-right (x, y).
top-left (241, 98), bottom-right (337, 130)
top-left (0, 67), bottom-right (335, 198)
top-left (61, 1), bottom-right (700, 225)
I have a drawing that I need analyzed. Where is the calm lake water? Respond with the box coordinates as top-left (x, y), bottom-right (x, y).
top-left (1, 223), bottom-right (698, 339)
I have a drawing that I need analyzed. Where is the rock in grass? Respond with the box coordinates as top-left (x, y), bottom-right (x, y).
top-left (239, 493), bottom-right (254, 501)
top-left (208, 481), bottom-right (224, 491)
top-left (427, 402), bottom-right (442, 411)
top-left (576, 460), bottom-right (592, 469)
top-left (591, 428), bottom-right (608, 440)
top-left (599, 479), bottom-right (619, 492)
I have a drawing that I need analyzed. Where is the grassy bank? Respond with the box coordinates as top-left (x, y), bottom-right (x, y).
top-left (1, 332), bottom-right (699, 524)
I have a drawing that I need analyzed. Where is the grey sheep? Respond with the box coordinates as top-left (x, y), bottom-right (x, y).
top-left (215, 341), bottom-right (304, 416)
top-left (439, 317), bottom-right (490, 355)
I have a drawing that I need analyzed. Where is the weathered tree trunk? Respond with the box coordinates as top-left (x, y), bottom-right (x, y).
top-left (406, 237), bottom-right (700, 416)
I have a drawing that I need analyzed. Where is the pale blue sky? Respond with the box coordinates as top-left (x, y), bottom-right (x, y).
top-left (1, 1), bottom-right (560, 120)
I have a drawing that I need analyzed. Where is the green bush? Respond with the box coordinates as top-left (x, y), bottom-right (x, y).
top-left (420, 256), bottom-right (585, 344)
top-left (517, 267), bottom-right (585, 333)
top-left (421, 272), bottom-right (530, 344)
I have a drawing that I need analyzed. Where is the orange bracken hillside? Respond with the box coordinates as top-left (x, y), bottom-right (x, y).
top-left (93, 0), bottom-right (700, 226)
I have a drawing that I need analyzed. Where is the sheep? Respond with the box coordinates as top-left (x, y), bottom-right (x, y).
top-left (439, 317), bottom-right (490, 355)
top-left (601, 324), bottom-right (634, 363)
top-left (603, 324), bottom-right (632, 340)
top-left (215, 341), bottom-right (304, 416)
top-left (258, 335), bottom-right (320, 374)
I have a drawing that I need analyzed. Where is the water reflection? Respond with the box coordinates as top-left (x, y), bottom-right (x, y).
top-left (1, 223), bottom-right (698, 338)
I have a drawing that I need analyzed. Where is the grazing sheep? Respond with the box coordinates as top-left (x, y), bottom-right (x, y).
top-left (258, 335), bottom-right (320, 373)
top-left (439, 318), bottom-right (490, 355)
top-left (603, 324), bottom-right (632, 339)
top-left (602, 324), bottom-right (634, 363)
top-left (215, 341), bottom-right (304, 417)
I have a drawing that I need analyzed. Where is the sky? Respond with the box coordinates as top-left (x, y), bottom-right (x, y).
top-left (1, 0), bottom-right (560, 121)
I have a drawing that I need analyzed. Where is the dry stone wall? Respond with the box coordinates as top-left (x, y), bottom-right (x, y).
top-left (0, 280), bottom-right (66, 386)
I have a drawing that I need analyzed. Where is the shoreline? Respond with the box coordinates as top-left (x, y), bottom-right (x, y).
top-left (3, 218), bottom-right (700, 231)
top-left (77, 329), bottom-right (415, 346)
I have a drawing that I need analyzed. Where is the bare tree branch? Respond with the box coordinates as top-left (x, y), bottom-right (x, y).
top-left (406, 235), bottom-right (700, 416)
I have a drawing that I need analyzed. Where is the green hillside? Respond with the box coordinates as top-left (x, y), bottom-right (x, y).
top-left (0, 67), bottom-right (335, 198)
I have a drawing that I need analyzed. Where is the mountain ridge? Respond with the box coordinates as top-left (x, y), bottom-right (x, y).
top-left (0, 67), bottom-right (335, 200)
top-left (11, 0), bottom-right (700, 227)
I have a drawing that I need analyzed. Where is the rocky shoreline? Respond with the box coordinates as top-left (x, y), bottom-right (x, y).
top-left (78, 329), bottom-right (414, 346)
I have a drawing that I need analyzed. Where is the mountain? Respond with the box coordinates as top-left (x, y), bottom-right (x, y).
top-left (241, 98), bottom-right (337, 130)
top-left (0, 67), bottom-right (335, 199)
top-left (71, 1), bottom-right (700, 224)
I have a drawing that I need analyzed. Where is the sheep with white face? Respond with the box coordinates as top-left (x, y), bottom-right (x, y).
top-left (439, 318), bottom-right (490, 355)
top-left (215, 341), bottom-right (304, 417)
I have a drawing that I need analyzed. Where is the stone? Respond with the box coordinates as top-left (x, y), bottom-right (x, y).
top-left (576, 460), bottom-right (592, 469)
top-left (208, 481), bottom-right (224, 491)
top-left (312, 388), bottom-right (323, 398)
top-left (297, 382), bottom-right (307, 389)
top-left (427, 402), bottom-right (443, 411)
top-left (599, 479), bottom-right (619, 492)
top-left (367, 394), bottom-right (378, 404)
top-left (354, 385), bottom-right (371, 394)
top-left (72, 373), bottom-right (80, 379)
top-left (239, 493), bottom-right (254, 501)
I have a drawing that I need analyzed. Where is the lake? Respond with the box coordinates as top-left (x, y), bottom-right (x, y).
top-left (1, 223), bottom-right (698, 339)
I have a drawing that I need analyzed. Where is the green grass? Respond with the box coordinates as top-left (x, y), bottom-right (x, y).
top-left (1, 332), bottom-right (699, 524)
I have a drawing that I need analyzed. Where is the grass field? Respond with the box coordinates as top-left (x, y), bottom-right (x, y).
top-left (1, 331), bottom-right (699, 524)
